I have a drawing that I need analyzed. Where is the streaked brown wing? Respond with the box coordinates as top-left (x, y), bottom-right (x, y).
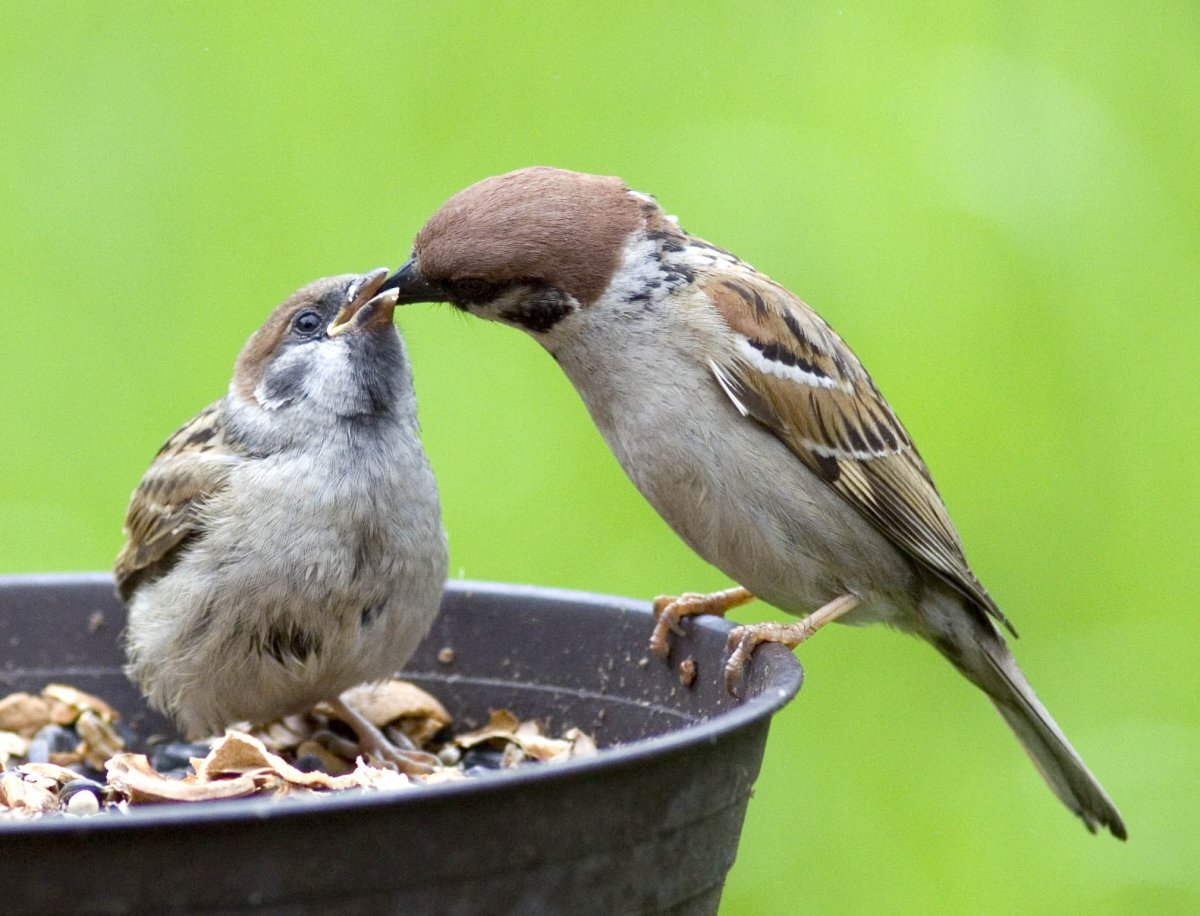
top-left (701, 269), bottom-right (1012, 633)
top-left (114, 402), bottom-right (240, 601)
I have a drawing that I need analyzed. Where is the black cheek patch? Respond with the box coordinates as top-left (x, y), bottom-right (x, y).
top-left (259, 357), bottom-right (307, 406)
top-left (501, 288), bottom-right (573, 333)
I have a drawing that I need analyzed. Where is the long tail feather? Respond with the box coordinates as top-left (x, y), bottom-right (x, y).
top-left (979, 644), bottom-right (1126, 838)
top-left (927, 604), bottom-right (1126, 839)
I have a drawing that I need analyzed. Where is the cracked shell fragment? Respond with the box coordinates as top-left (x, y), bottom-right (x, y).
top-left (334, 681), bottom-right (453, 746)
top-left (454, 710), bottom-right (597, 765)
top-left (2, 679), bottom-right (595, 819)
top-left (106, 732), bottom-right (417, 806)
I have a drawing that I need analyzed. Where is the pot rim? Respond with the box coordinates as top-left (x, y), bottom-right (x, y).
top-left (0, 572), bottom-right (802, 836)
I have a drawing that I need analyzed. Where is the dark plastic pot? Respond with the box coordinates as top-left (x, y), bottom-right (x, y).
top-left (0, 574), bottom-right (801, 915)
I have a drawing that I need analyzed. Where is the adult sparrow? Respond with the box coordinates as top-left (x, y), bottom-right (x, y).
top-left (378, 167), bottom-right (1125, 836)
top-left (116, 270), bottom-right (448, 767)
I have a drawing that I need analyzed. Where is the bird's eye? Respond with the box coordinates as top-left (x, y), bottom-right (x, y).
top-left (455, 277), bottom-right (503, 303)
top-left (291, 310), bottom-right (323, 337)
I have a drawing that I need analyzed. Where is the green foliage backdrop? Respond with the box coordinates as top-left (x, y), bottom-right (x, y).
top-left (2, 3), bottom-right (1196, 911)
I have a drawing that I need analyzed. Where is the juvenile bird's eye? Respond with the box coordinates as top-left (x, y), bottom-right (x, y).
top-left (291, 310), bottom-right (323, 337)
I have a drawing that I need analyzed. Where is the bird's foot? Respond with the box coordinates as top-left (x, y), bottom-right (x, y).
top-left (724, 593), bottom-right (861, 693)
top-left (328, 696), bottom-right (439, 776)
top-left (649, 586), bottom-right (755, 658)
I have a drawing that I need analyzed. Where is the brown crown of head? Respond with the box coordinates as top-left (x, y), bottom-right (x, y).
top-left (232, 274), bottom-right (361, 402)
top-left (413, 167), bottom-right (645, 306)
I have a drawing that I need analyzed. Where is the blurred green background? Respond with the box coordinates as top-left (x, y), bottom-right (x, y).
top-left (2, 2), bottom-right (1196, 911)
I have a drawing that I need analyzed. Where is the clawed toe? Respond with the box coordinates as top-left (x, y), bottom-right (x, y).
top-left (649, 595), bottom-right (694, 658)
top-left (369, 745), bottom-right (440, 777)
top-left (723, 626), bottom-right (755, 693)
top-left (648, 615), bottom-right (676, 658)
top-left (720, 594), bottom-right (862, 695)
top-left (647, 587), bottom-right (755, 661)
top-left (328, 696), bottom-right (439, 776)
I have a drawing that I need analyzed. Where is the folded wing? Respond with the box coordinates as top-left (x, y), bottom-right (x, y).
top-left (702, 270), bottom-right (1012, 633)
top-left (114, 402), bottom-right (242, 600)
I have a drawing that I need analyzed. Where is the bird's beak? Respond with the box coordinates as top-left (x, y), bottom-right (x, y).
top-left (378, 258), bottom-right (444, 304)
top-left (328, 269), bottom-right (399, 337)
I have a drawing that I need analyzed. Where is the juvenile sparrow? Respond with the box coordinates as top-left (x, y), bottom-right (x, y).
top-left (379, 167), bottom-right (1125, 837)
top-left (115, 270), bottom-right (448, 767)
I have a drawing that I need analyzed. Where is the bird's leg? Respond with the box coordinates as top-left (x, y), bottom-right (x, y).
top-left (650, 586), bottom-right (755, 658)
top-left (328, 696), bottom-right (440, 776)
top-left (724, 592), bottom-right (861, 692)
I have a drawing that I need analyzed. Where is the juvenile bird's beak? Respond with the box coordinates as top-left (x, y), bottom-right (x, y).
top-left (328, 269), bottom-right (399, 337)
top-left (378, 258), bottom-right (444, 304)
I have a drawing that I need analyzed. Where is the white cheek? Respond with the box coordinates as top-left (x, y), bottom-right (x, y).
top-left (303, 341), bottom-right (358, 404)
top-left (252, 341), bottom-right (355, 412)
top-left (600, 233), bottom-right (661, 303)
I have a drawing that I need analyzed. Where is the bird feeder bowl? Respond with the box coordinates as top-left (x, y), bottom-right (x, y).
top-left (0, 574), bottom-right (801, 914)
